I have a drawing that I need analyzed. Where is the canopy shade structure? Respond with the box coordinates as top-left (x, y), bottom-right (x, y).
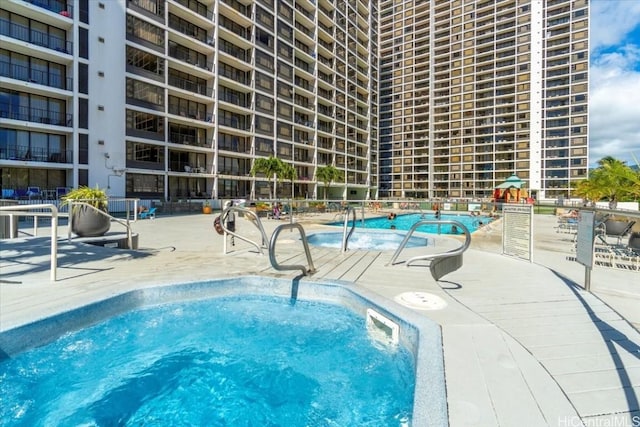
top-left (493, 174), bottom-right (529, 203)
top-left (496, 174), bottom-right (525, 189)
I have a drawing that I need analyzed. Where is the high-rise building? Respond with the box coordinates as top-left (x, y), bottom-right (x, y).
top-left (1, 0), bottom-right (377, 201)
top-left (379, 0), bottom-right (589, 200)
top-left (0, 0), bottom-right (587, 202)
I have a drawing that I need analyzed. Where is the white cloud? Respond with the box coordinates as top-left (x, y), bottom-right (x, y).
top-left (589, 1), bottom-right (640, 167)
top-left (590, 0), bottom-right (640, 52)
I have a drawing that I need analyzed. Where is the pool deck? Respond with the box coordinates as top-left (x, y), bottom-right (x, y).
top-left (1, 210), bottom-right (639, 426)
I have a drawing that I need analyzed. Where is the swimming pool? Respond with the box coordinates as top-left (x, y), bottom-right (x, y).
top-left (331, 212), bottom-right (490, 234)
top-left (0, 277), bottom-right (447, 427)
top-left (307, 230), bottom-right (431, 250)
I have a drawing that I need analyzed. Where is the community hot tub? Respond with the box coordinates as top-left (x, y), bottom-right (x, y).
top-left (307, 230), bottom-right (432, 250)
top-left (0, 276), bottom-right (447, 427)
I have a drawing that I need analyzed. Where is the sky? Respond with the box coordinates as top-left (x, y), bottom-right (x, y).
top-left (589, 0), bottom-right (640, 167)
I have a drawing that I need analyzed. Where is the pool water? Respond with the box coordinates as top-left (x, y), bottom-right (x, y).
top-left (307, 230), bottom-right (430, 250)
top-left (0, 295), bottom-right (415, 426)
top-left (331, 213), bottom-right (490, 234)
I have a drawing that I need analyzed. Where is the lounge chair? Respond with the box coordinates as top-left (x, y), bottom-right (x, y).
top-left (603, 218), bottom-right (636, 246)
top-left (139, 207), bottom-right (156, 219)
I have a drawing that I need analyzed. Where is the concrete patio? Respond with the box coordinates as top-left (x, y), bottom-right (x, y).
top-left (1, 210), bottom-right (638, 426)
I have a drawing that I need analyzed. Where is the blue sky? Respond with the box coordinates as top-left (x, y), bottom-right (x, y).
top-left (589, 0), bottom-right (640, 167)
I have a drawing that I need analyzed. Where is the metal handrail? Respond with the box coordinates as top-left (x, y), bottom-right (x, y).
top-left (67, 201), bottom-right (133, 249)
top-left (388, 219), bottom-right (472, 267)
top-left (341, 206), bottom-right (357, 252)
top-left (219, 206), bottom-right (269, 254)
top-left (268, 222), bottom-right (316, 276)
top-left (0, 203), bottom-right (59, 281)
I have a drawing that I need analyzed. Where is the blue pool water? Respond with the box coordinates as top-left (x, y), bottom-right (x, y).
top-left (0, 295), bottom-right (416, 426)
top-left (307, 230), bottom-right (430, 250)
top-left (331, 213), bottom-right (490, 234)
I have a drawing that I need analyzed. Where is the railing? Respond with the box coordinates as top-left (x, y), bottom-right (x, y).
top-left (0, 19), bottom-right (72, 53)
top-left (219, 206), bottom-right (269, 254)
top-left (67, 201), bottom-right (133, 250)
top-left (0, 203), bottom-right (59, 281)
top-left (269, 223), bottom-right (316, 276)
top-left (341, 206), bottom-right (357, 252)
top-left (0, 60), bottom-right (73, 90)
top-left (0, 103), bottom-right (72, 127)
top-left (388, 220), bottom-right (472, 281)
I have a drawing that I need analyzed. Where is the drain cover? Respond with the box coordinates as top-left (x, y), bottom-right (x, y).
top-left (394, 292), bottom-right (447, 310)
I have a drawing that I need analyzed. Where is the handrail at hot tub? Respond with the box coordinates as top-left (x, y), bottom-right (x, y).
top-left (341, 206), bottom-right (357, 252)
top-left (0, 203), bottom-right (59, 281)
top-left (220, 206), bottom-right (269, 254)
top-left (269, 223), bottom-right (316, 276)
top-left (387, 220), bottom-right (471, 280)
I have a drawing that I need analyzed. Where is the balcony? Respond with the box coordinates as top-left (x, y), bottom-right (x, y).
top-left (26, 0), bottom-right (73, 17)
top-left (0, 60), bottom-right (72, 91)
top-left (168, 74), bottom-right (212, 97)
top-left (0, 145), bottom-right (71, 163)
top-left (0, 19), bottom-right (72, 54)
top-left (0, 103), bottom-right (72, 127)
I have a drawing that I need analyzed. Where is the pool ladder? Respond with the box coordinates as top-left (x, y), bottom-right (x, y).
top-left (269, 222), bottom-right (316, 276)
top-left (219, 206), bottom-right (269, 254)
top-left (388, 220), bottom-right (471, 281)
top-left (341, 206), bottom-right (357, 252)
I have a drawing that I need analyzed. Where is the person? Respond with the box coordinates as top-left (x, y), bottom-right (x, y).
top-left (451, 225), bottom-right (458, 234)
top-left (387, 212), bottom-right (396, 220)
top-left (561, 209), bottom-right (578, 219)
top-left (138, 205), bottom-right (148, 214)
top-left (434, 209), bottom-right (441, 220)
top-left (225, 201), bottom-right (236, 246)
top-left (390, 224), bottom-right (396, 230)
top-left (273, 203), bottom-right (281, 220)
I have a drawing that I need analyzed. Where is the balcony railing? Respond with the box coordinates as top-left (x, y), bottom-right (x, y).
top-left (0, 19), bottom-right (72, 54)
top-left (219, 0), bottom-right (251, 18)
top-left (0, 60), bottom-right (72, 90)
top-left (168, 75), bottom-right (212, 96)
top-left (169, 131), bottom-right (212, 148)
top-left (173, 0), bottom-right (213, 20)
top-left (27, 0), bottom-right (73, 17)
top-left (0, 145), bottom-right (71, 163)
top-left (0, 104), bottom-right (72, 127)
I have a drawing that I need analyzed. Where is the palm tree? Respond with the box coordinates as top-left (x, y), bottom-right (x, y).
top-left (279, 162), bottom-right (298, 200)
top-left (250, 156), bottom-right (283, 199)
top-left (316, 165), bottom-right (344, 200)
top-left (573, 156), bottom-right (640, 204)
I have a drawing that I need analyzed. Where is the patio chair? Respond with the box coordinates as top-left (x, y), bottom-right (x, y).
top-left (1, 188), bottom-right (16, 199)
top-left (15, 189), bottom-right (28, 199)
top-left (627, 232), bottom-right (640, 256)
top-left (603, 218), bottom-right (636, 246)
top-left (27, 186), bottom-right (41, 199)
top-left (139, 207), bottom-right (157, 219)
top-left (56, 187), bottom-right (69, 199)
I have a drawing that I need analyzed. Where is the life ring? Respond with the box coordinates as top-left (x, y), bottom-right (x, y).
top-left (213, 215), bottom-right (224, 235)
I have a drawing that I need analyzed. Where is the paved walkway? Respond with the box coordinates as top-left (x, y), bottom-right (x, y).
top-left (1, 211), bottom-right (639, 426)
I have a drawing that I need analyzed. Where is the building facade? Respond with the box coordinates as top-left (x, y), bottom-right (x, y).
top-left (1, 0), bottom-right (378, 201)
top-left (0, 0), bottom-right (587, 202)
top-left (378, 0), bottom-right (589, 200)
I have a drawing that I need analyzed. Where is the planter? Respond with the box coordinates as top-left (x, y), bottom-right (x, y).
top-left (71, 206), bottom-right (111, 237)
top-left (202, 206), bottom-right (212, 214)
